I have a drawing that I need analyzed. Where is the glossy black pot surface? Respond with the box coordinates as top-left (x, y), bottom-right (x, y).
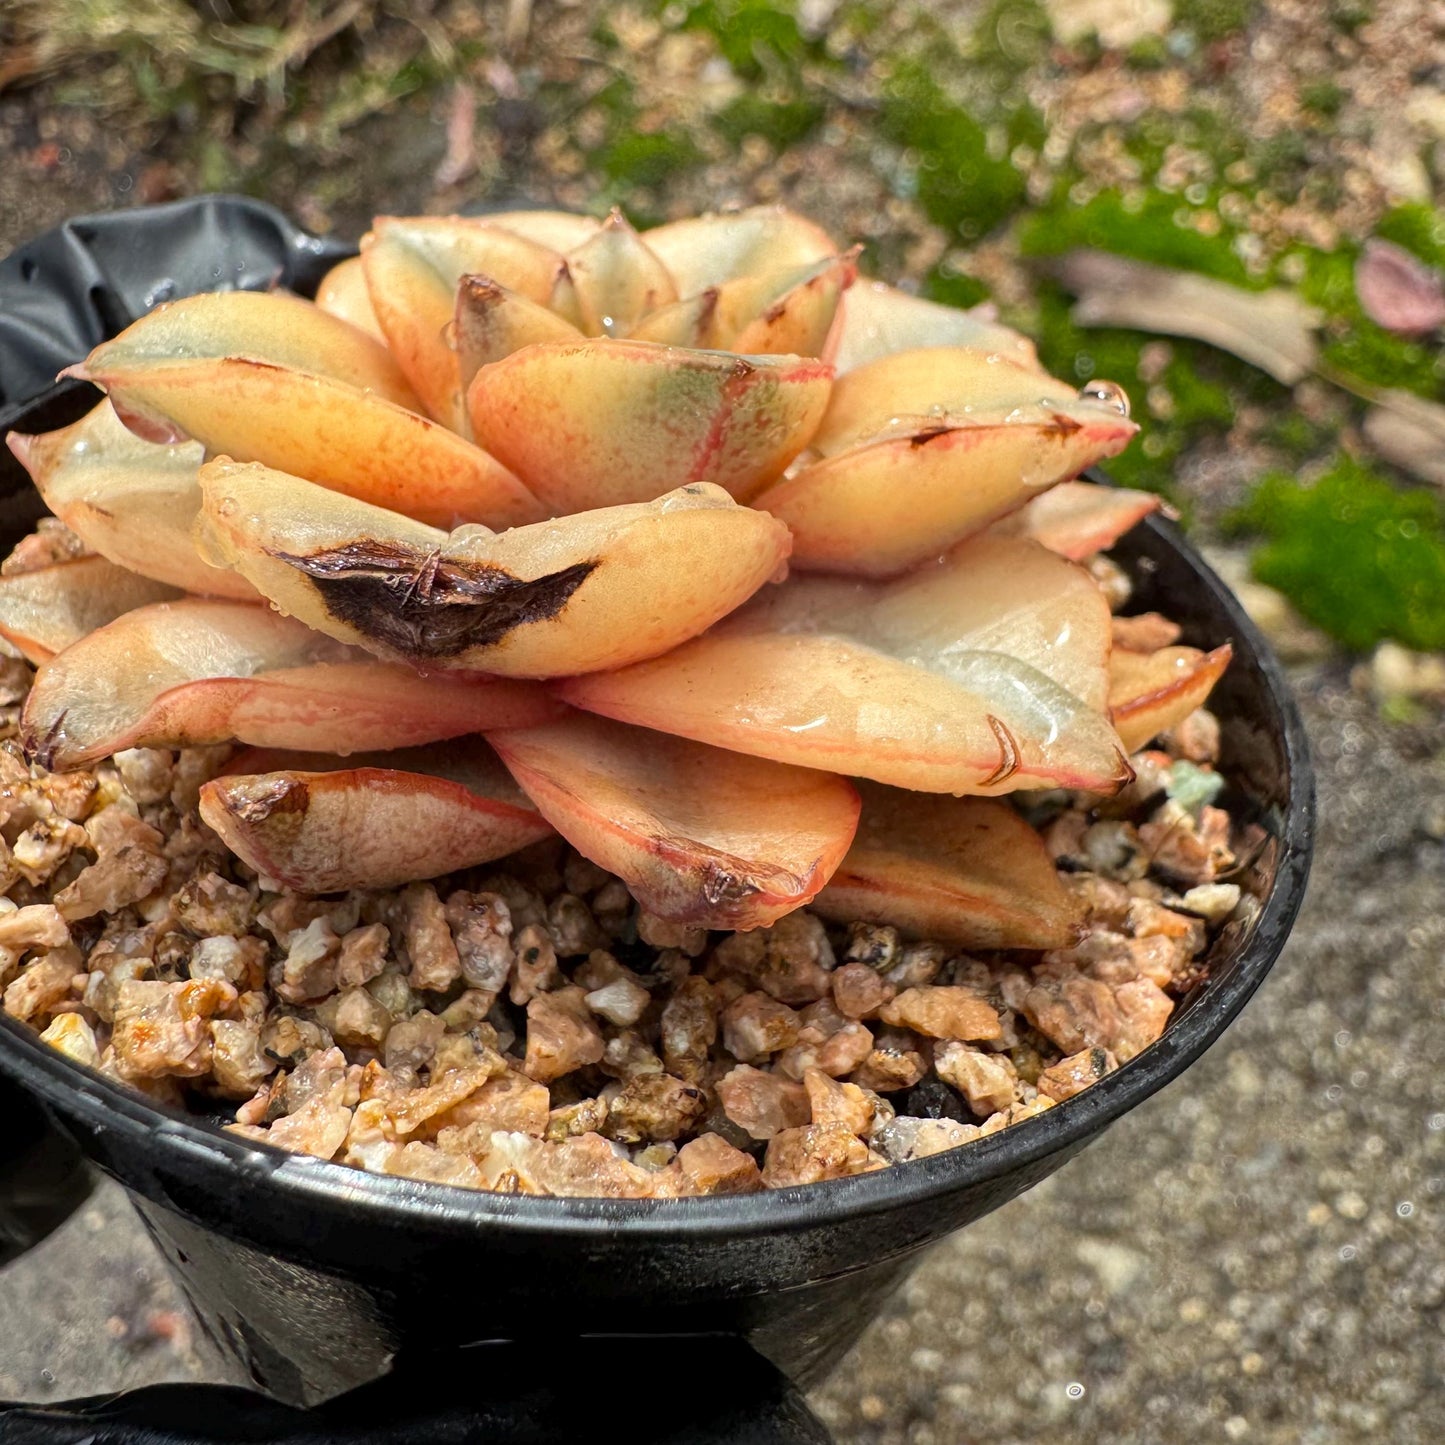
top-left (0, 199), bottom-right (1314, 1426)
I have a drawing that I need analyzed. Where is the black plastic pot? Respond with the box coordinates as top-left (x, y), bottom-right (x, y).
top-left (0, 198), bottom-right (1314, 1443)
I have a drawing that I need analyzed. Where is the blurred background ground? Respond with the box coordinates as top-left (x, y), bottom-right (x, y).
top-left (0, 0), bottom-right (1442, 1439)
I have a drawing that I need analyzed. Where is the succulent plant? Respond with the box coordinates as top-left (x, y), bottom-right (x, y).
top-left (4, 203), bottom-right (1228, 937)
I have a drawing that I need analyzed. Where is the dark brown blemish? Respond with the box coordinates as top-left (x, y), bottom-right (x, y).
top-left (271, 540), bottom-right (597, 659)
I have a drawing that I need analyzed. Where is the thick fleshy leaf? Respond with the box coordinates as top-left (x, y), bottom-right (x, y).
top-left (630, 253), bottom-right (856, 359)
top-left (993, 481), bottom-right (1163, 559)
top-left (488, 712), bottom-right (860, 930)
top-left (0, 556), bottom-right (181, 663)
top-left (454, 275), bottom-right (583, 393)
top-left (642, 206), bottom-right (836, 295)
top-left (625, 289), bottom-right (729, 348)
top-left (197, 460), bottom-right (792, 677)
top-left (560, 534), bottom-right (1130, 795)
top-left (74, 330), bottom-right (543, 531)
top-left (71, 289), bottom-right (420, 413)
top-left (1109, 643), bottom-right (1232, 752)
top-left (21, 600), bottom-right (557, 771)
top-left (812, 783), bottom-right (1082, 949)
top-left (488, 209), bottom-right (602, 253)
top-left (755, 347), bottom-right (1138, 577)
top-left (467, 339), bottom-right (833, 513)
top-left (730, 250), bottom-right (858, 359)
top-left (6, 401), bottom-right (258, 598)
top-left (565, 209), bottom-right (678, 337)
top-left (314, 257), bottom-right (386, 341)
top-left (199, 741), bottom-right (552, 893)
top-left (832, 281), bottom-right (1040, 373)
top-left (361, 216), bottom-right (566, 432)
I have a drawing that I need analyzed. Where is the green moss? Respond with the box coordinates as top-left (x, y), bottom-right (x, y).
top-left (713, 93), bottom-right (825, 148)
top-left (1126, 34), bottom-right (1172, 68)
top-left (1263, 409), bottom-right (1332, 461)
top-left (676, 0), bottom-right (821, 81)
top-left (967, 0), bottom-right (1052, 76)
top-left (596, 130), bottom-right (704, 190)
top-left (1017, 188), bottom-right (1259, 287)
top-left (922, 265), bottom-right (991, 311)
top-left (1228, 457), bottom-right (1445, 652)
top-left (879, 61), bottom-right (1030, 241)
top-left (1374, 203), bottom-right (1445, 272)
top-left (1172, 0), bottom-right (1257, 42)
top-left (1301, 81), bottom-right (1346, 118)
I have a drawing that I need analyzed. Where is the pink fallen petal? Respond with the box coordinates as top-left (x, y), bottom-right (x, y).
top-left (1355, 240), bottom-right (1445, 337)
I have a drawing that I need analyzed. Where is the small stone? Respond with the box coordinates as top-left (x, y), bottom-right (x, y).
top-left (394, 883), bottom-right (461, 993)
top-left (761, 1123), bottom-right (874, 1187)
top-left (171, 871), bottom-right (253, 938)
top-left (547, 893), bottom-right (602, 956)
top-left (832, 961), bottom-right (896, 1019)
top-left (606, 1072), bottom-right (707, 1143)
top-left (842, 921), bottom-right (901, 972)
top-left (584, 975), bottom-right (651, 1027)
top-left (336, 922), bottom-right (390, 990)
top-left (659, 976), bottom-right (717, 1082)
top-left (850, 1038), bottom-right (928, 1093)
top-left (803, 1068), bottom-right (875, 1135)
top-left (716, 1064), bottom-right (811, 1140)
top-left (545, 1095), bottom-right (609, 1141)
top-left (934, 1043), bottom-right (1019, 1116)
top-left (879, 986), bottom-right (1002, 1041)
top-left (1180, 883), bottom-right (1242, 925)
top-left (383, 1011), bottom-right (445, 1074)
top-left (276, 917), bottom-right (340, 1004)
top-left (208, 1019), bottom-right (273, 1098)
top-left (523, 986), bottom-right (605, 1082)
top-left (669, 1133), bottom-right (763, 1195)
top-left (1038, 1046), bottom-right (1117, 1102)
top-left (720, 990), bottom-right (801, 1062)
top-left (510, 923), bottom-right (562, 1005)
top-left (314, 987), bottom-right (393, 1051)
top-left (871, 1115), bottom-right (980, 1163)
top-left (752, 911), bottom-right (835, 1004)
top-left (39, 1011), bottom-right (99, 1067)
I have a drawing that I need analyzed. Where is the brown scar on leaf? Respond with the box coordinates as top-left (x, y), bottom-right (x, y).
top-left (1044, 412), bottom-right (1084, 437)
top-left (694, 287), bottom-right (720, 328)
top-left (271, 540), bottom-right (598, 659)
top-left (23, 708), bottom-right (67, 771)
top-left (909, 424), bottom-right (955, 448)
top-left (230, 775), bottom-right (310, 826)
top-left (700, 860), bottom-right (758, 907)
top-left (981, 714), bottom-right (1021, 787)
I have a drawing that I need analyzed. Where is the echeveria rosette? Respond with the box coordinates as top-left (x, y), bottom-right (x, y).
top-left (0, 202), bottom-right (1221, 933)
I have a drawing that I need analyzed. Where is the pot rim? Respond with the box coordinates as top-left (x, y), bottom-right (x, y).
top-left (0, 508), bottom-right (1315, 1241)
